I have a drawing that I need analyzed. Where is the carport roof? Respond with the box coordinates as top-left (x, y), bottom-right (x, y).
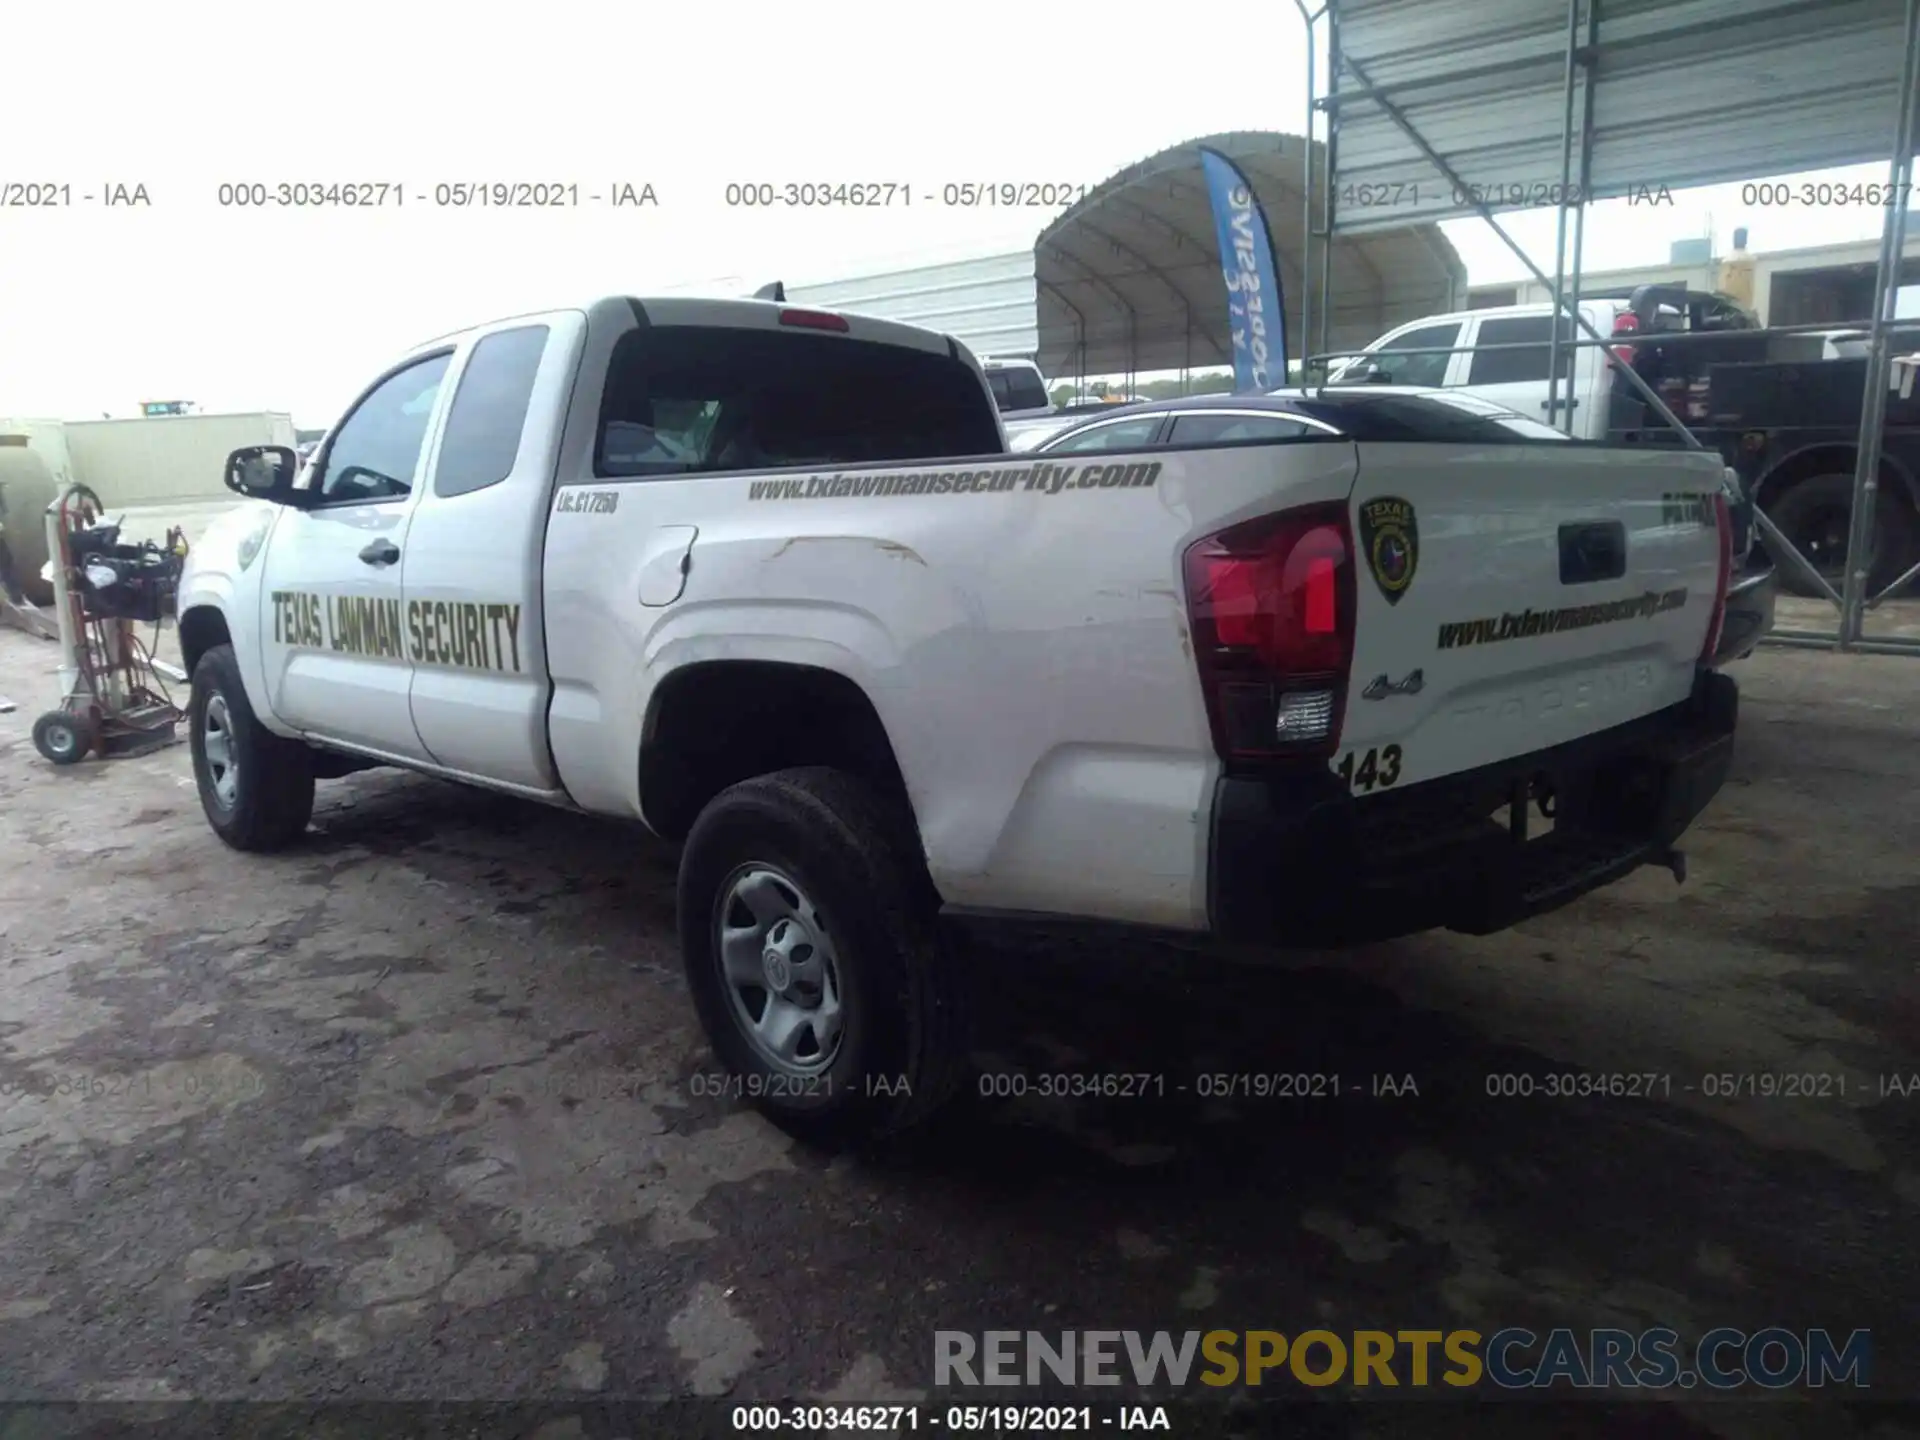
top-left (1034, 130), bottom-right (1466, 380)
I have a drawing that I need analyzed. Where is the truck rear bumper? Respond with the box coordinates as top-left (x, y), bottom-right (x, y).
top-left (1716, 561), bottom-right (1777, 665)
top-left (1208, 669), bottom-right (1738, 947)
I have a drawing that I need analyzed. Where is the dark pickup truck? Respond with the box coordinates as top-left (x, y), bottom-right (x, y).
top-left (1608, 285), bottom-right (1920, 601)
top-left (1702, 344), bottom-right (1920, 597)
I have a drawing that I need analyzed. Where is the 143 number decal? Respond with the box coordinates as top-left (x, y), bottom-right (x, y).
top-left (1336, 744), bottom-right (1403, 792)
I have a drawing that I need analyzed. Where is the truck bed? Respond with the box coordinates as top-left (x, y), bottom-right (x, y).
top-left (1705, 356), bottom-right (1920, 431)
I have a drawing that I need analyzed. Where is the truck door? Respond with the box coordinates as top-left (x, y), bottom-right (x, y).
top-left (1456, 312), bottom-right (1565, 423)
top-left (257, 350), bottom-right (453, 760)
top-left (401, 314), bottom-right (580, 792)
top-left (1341, 318), bottom-right (1467, 388)
top-left (1462, 308), bottom-right (1616, 437)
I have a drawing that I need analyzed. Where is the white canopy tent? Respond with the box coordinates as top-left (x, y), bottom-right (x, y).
top-left (1031, 130), bottom-right (1466, 384)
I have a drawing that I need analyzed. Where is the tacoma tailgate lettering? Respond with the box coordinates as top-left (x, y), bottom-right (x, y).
top-left (1659, 492), bottom-right (1714, 528)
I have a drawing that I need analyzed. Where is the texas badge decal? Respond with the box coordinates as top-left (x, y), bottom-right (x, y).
top-left (1359, 496), bottom-right (1418, 605)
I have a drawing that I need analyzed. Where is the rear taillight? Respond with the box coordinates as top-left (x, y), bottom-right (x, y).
top-left (1610, 311), bottom-right (1640, 368)
top-left (778, 307), bottom-right (850, 332)
top-left (1183, 502), bottom-right (1355, 762)
top-left (1701, 490), bottom-right (1733, 665)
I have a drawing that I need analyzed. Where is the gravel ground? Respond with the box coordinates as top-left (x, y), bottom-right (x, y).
top-left (0, 627), bottom-right (1916, 1440)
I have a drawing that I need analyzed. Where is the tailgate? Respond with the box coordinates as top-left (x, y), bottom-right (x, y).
top-left (1335, 441), bottom-right (1725, 792)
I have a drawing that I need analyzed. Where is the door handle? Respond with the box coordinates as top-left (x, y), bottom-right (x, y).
top-left (1559, 520), bottom-right (1626, 584)
top-left (359, 539), bottom-right (400, 566)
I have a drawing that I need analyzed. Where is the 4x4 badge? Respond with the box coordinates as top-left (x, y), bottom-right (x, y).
top-left (1362, 668), bottom-right (1424, 700)
top-left (1358, 496), bottom-right (1418, 604)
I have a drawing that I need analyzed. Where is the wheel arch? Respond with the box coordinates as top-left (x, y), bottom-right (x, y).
top-left (1753, 443), bottom-right (1920, 514)
top-left (638, 659), bottom-right (917, 845)
top-left (176, 603), bottom-right (233, 678)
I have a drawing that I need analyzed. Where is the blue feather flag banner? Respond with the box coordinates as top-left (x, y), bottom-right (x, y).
top-left (1199, 148), bottom-right (1288, 392)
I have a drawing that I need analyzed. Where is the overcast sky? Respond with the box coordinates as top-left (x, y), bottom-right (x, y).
top-left (0, 0), bottom-right (1906, 427)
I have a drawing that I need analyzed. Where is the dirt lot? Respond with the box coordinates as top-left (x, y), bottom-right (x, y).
top-left (0, 628), bottom-right (1916, 1438)
top-left (1779, 595), bottom-right (1920, 643)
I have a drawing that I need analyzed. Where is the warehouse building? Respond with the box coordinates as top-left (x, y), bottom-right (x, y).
top-left (0, 410), bottom-right (296, 508)
top-left (788, 251), bottom-right (1042, 361)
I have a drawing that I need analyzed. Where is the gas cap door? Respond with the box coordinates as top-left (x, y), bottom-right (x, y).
top-left (637, 525), bottom-right (698, 607)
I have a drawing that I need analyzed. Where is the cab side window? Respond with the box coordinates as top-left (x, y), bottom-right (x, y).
top-left (1365, 322), bottom-right (1462, 388)
top-left (315, 352), bottom-right (453, 505)
top-left (434, 326), bottom-right (550, 498)
top-left (1465, 316), bottom-right (1556, 384)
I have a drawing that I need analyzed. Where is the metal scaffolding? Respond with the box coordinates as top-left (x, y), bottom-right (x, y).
top-left (1301, 0), bottom-right (1920, 654)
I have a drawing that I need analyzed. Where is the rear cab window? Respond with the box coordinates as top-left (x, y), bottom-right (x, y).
top-left (596, 326), bottom-right (1002, 477)
top-left (987, 365), bottom-right (1051, 413)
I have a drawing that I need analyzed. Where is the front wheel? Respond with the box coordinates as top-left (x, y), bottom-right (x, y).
top-left (189, 643), bottom-right (316, 851)
top-left (676, 767), bottom-right (972, 1146)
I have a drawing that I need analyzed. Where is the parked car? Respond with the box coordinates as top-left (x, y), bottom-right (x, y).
top-left (1003, 416), bottom-right (1079, 452)
top-left (1033, 387), bottom-right (1767, 667)
top-left (176, 299), bottom-right (1737, 1143)
top-left (1004, 405), bottom-right (1145, 452)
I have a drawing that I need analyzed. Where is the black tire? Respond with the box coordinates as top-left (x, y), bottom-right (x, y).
top-left (32, 710), bottom-right (89, 765)
top-left (676, 766), bottom-right (972, 1147)
top-left (1767, 473), bottom-right (1920, 599)
top-left (189, 642), bottom-right (315, 851)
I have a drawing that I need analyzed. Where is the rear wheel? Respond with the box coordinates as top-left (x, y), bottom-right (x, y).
top-left (189, 643), bottom-right (315, 851)
top-left (1768, 472), bottom-right (1920, 599)
top-left (676, 766), bottom-right (972, 1146)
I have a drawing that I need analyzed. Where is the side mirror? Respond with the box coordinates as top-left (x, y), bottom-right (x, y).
top-left (225, 445), bottom-right (305, 505)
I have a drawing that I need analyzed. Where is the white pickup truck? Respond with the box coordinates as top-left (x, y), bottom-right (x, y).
top-left (175, 295), bottom-right (1739, 1142)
